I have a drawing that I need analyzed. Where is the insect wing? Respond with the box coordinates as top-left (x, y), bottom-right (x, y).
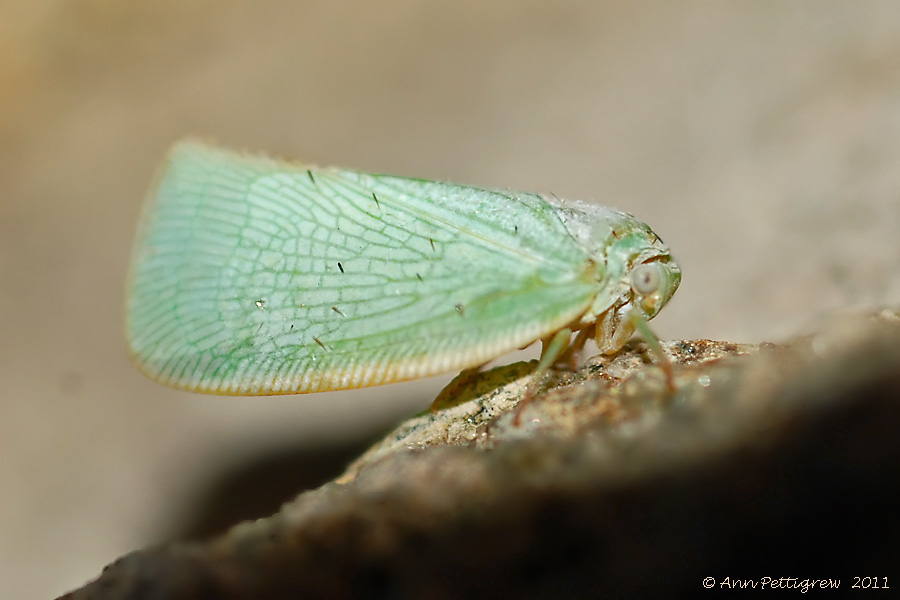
top-left (126, 143), bottom-right (599, 394)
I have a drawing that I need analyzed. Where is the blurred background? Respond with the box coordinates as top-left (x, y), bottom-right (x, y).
top-left (3, 1), bottom-right (900, 597)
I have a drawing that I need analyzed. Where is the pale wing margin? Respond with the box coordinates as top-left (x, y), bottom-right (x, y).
top-left (126, 142), bottom-right (598, 394)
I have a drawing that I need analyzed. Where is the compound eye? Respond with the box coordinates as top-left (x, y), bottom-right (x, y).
top-left (631, 262), bottom-right (662, 296)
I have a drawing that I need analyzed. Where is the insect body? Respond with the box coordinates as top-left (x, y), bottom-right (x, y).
top-left (126, 142), bottom-right (680, 395)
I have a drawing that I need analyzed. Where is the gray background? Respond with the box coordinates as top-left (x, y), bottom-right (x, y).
top-left (2, 1), bottom-right (899, 597)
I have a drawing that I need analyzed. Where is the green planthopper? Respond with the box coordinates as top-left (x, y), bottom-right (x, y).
top-left (125, 141), bottom-right (680, 399)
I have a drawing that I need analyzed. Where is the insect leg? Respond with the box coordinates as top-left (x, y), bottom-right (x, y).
top-left (628, 310), bottom-right (675, 391)
top-left (556, 326), bottom-right (592, 371)
top-left (513, 328), bottom-right (573, 424)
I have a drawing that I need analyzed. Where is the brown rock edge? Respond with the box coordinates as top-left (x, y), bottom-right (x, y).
top-left (60, 311), bottom-right (900, 599)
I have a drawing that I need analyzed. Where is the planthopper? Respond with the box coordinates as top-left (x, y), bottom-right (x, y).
top-left (125, 141), bottom-right (680, 402)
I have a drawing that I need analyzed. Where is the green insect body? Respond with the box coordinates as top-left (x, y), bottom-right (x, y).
top-left (126, 141), bottom-right (680, 395)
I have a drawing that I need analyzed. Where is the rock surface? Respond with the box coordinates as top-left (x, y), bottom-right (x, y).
top-left (60, 311), bottom-right (900, 599)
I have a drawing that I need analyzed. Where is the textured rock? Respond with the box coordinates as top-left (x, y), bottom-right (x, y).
top-left (60, 311), bottom-right (900, 599)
